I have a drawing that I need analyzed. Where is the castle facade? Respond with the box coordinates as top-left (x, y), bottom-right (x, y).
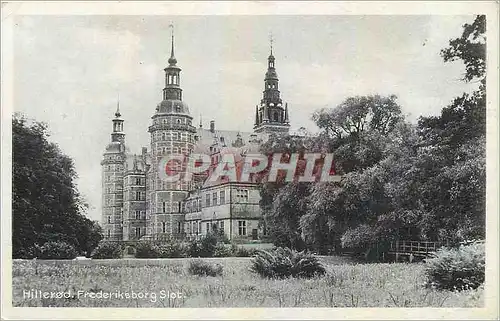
top-left (101, 33), bottom-right (290, 242)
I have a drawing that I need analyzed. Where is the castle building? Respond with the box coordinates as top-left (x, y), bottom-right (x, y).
top-left (101, 31), bottom-right (291, 242)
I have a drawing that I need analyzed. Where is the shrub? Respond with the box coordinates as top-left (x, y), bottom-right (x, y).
top-left (90, 242), bottom-right (123, 259)
top-left (188, 233), bottom-right (219, 257)
top-left (187, 259), bottom-right (223, 277)
top-left (424, 242), bottom-right (485, 291)
top-left (36, 241), bottom-right (77, 260)
top-left (231, 244), bottom-right (258, 257)
top-left (250, 247), bottom-right (326, 279)
top-left (213, 243), bottom-right (233, 257)
top-left (157, 242), bottom-right (188, 258)
top-left (135, 241), bottom-right (160, 258)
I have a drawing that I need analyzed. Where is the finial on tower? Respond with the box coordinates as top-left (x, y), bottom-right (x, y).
top-left (115, 92), bottom-right (121, 118)
top-left (269, 32), bottom-right (274, 56)
top-left (168, 23), bottom-right (177, 65)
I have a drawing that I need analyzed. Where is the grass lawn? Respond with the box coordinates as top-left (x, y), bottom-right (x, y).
top-left (12, 257), bottom-right (483, 307)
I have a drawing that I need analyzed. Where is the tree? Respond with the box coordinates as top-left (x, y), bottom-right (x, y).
top-left (12, 113), bottom-right (103, 258)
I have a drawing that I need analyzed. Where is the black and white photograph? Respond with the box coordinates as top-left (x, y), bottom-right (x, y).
top-left (1, 1), bottom-right (498, 319)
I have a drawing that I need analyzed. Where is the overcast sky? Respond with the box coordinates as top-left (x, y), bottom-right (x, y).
top-left (14, 15), bottom-right (478, 221)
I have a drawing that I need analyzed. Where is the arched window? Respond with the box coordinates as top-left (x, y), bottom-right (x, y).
top-left (273, 111), bottom-right (279, 122)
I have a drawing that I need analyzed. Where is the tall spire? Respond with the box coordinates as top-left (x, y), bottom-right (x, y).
top-left (115, 92), bottom-right (121, 118)
top-left (111, 99), bottom-right (125, 143)
top-left (269, 32), bottom-right (274, 56)
top-left (168, 23), bottom-right (177, 65)
top-left (162, 23), bottom-right (182, 101)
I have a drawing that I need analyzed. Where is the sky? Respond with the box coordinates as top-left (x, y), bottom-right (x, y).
top-left (13, 15), bottom-right (479, 221)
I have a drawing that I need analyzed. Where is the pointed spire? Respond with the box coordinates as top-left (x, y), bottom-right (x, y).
top-left (168, 23), bottom-right (177, 65)
top-left (115, 93), bottom-right (121, 118)
top-left (269, 32), bottom-right (274, 56)
top-left (285, 103), bottom-right (289, 123)
top-left (255, 105), bottom-right (259, 125)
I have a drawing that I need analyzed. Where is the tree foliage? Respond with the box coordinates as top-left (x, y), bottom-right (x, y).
top-left (12, 113), bottom-right (103, 258)
top-left (259, 15), bottom-right (486, 255)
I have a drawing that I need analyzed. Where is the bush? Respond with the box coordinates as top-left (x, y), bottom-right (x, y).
top-left (231, 244), bottom-right (258, 257)
top-left (188, 233), bottom-right (219, 257)
top-left (90, 242), bottom-right (123, 259)
top-left (187, 259), bottom-right (223, 277)
top-left (250, 247), bottom-right (325, 279)
top-left (135, 241), bottom-right (160, 258)
top-left (213, 243), bottom-right (233, 257)
top-left (157, 242), bottom-right (188, 258)
top-left (424, 242), bottom-right (485, 291)
top-left (36, 241), bottom-right (77, 259)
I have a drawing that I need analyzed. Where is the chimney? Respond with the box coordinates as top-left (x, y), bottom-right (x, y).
top-left (210, 120), bottom-right (215, 133)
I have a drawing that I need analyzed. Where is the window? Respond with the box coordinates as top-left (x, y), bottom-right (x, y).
top-left (162, 202), bottom-right (166, 213)
top-left (205, 194), bottom-right (210, 207)
top-left (219, 190), bottom-right (225, 204)
top-left (238, 221), bottom-right (247, 236)
top-left (107, 216), bottom-right (111, 224)
top-left (177, 221), bottom-right (181, 233)
top-left (220, 221), bottom-right (224, 232)
top-left (135, 227), bottom-right (141, 238)
top-left (162, 222), bottom-right (166, 233)
top-left (107, 230), bottom-right (110, 238)
top-left (236, 189), bottom-right (249, 202)
top-left (135, 191), bottom-right (141, 201)
top-left (206, 222), bottom-right (210, 234)
top-left (135, 210), bottom-right (141, 219)
top-left (198, 221), bottom-right (201, 234)
top-left (198, 199), bottom-right (202, 211)
top-left (212, 192), bottom-right (217, 206)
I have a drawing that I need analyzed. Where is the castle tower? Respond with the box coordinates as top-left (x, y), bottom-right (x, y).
top-left (122, 154), bottom-right (147, 241)
top-left (101, 101), bottom-right (126, 241)
top-left (254, 37), bottom-right (290, 134)
top-left (146, 25), bottom-right (196, 240)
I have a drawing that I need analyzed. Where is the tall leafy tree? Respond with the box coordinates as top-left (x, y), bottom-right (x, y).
top-left (12, 113), bottom-right (103, 258)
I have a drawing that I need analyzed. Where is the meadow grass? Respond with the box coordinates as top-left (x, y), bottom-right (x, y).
top-left (12, 257), bottom-right (483, 307)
